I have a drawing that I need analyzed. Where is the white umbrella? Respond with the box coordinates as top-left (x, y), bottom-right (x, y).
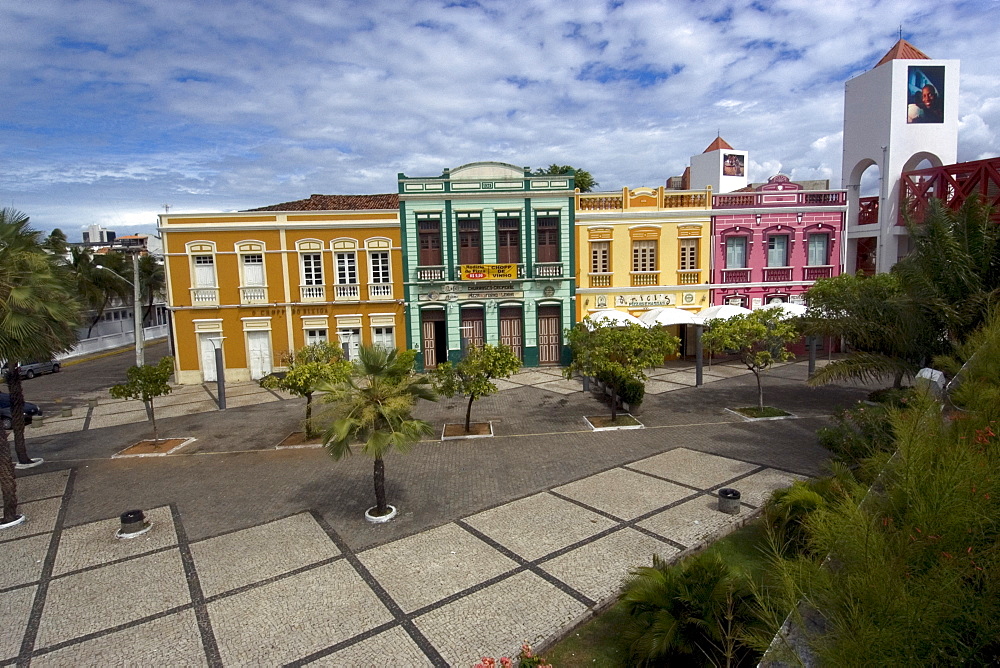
top-left (584, 309), bottom-right (647, 329)
top-left (698, 304), bottom-right (753, 321)
top-left (758, 302), bottom-right (808, 318)
top-left (639, 307), bottom-right (703, 326)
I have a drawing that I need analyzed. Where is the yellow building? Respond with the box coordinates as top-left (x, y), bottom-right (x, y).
top-left (574, 187), bottom-right (712, 349)
top-left (159, 194), bottom-right (403, 384)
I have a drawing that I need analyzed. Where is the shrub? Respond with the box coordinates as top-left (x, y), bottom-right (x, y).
top-left (763, 482), bottom-right (826, 557)
top-left (866, 386), bottom-right (914, 407)
top-left (596, 368), bottom-right (645, 408)
top-left (817, 401), bottom-right (897, 470)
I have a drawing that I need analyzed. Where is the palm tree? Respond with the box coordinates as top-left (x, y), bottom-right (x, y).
top-left (619, 552), bottom-right (756, 666)
top-left (0, 208), bottom-right (81, 470)
top-left (316, 346), bottom-right (436, 517)
top-left (69, 248), bottom-right (131, 337)
top-left (138, 254), bottom-right (166, 327)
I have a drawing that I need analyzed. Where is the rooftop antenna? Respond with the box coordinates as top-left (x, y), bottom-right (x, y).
top-left (163, 204), bottom-right (171, 213)
top-left (898, 25), bottom-right (902, 41)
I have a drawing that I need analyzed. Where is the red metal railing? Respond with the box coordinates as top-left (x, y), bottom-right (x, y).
top-left (900, 157), bottom-right (1000, 225)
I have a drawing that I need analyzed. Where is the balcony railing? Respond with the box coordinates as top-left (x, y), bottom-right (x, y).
top-left (763, 267), bottom-right (793, 282)
top-left (713, 190), bottom-right (847, 208)
top-left (589, 272), bottom-right (612, 288)
top-left (300, 285), bottom-right (326, 301)
top-left (191, 287), bottom-right (218, 304)
top-left (858, 196), bottom-right (879, 225)
top-left (534, 262), bottom-right (563, 278)
top-left (577, 187), bottom-right (710, 212)
top-left (677, 270), bottom-right (702, 285)
top-left (803, 265), bottom-right (833, 281)
top-left (368, 283), bottom-right (393, 300)
top-left (721, 268), bottom-right (751, 283)
top-left (334, 284), bottom-right (360, 301)
top-left (239, 286), bottom-right (268, 304)
top-left (416, 266), bottom-right (446, 281)
top-left (630, 271), bottom-right (659, 287)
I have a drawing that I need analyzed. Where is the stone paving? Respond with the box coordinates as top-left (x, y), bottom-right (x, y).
top-left (1, 356), bottom-right (862, 666)
top-left (1, 446), bottom-right (805, 666)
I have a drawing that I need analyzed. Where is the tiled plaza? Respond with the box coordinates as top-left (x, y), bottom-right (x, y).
top-left (1, 448), bottom-right (804, 666)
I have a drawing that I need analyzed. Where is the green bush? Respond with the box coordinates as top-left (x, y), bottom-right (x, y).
top-left (596, 369), bottom-right (645, 407)
top-left (866, 386), bottom-right (915, 407)
top-left (762, 482), bottom-right (826, 557)
top-left (817, 401), bottom-right (897, 469)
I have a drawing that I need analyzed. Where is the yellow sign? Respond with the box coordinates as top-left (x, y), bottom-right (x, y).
top-left (459, 264), bottom-right (517, 280)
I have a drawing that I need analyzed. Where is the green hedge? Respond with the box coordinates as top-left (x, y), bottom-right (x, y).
top-left (596, 369), bottom-right (645, 407)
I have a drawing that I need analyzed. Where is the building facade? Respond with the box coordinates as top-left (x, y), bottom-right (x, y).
top-left (710, 175), bottom-right (846, 308)
top-left (398, 162), bottom-right (575, 369)
top-left (575, 186), bottom-right (712, 351)
top-left (159, 195), bottom-right (403, 384)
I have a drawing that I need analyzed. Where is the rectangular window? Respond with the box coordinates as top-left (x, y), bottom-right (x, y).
top-left (306, 328), bottom-right (327, 345)
top-left (591, 241), bottom-right (610, 273)
top-left (632, 240), bottom-right (657, 272)
top-left (457, 213), bottom-right (481, 265)
top-left (807, 234), bottom-right (829, 266)
top-left (679, 239), bottom-right (699, 270)
top-left (372, 326), bottom-right (394, 350)
top-left (336, 252), bottom-right (357, 285)
top-left (193, 255), bottom-right (215, 287)
top-left (536, 214), bottom-right (559, 262)
top-left (725, 237), bottom-right (747, 268)
top-left (497, 215), bottom-right (520, 264)
top-left (768, 235), bottom-right (789, 267)
top-left (369, 251), bottom-right (390, 284)
top-left (242, 254), bottom-right (265, 287)
top-left (302, 253), bottom-right (322, 285)
top-left (417, 215), bottom-right (442, 265)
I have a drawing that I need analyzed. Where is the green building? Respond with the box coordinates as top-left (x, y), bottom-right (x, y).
top-left (399, 162), bottom-right (576, 369)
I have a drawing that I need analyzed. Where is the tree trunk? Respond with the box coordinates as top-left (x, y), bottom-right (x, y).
top-left (6, 371), bottom-right (32, 465)
top-left (304, 393), bottom-right (314, 438)
top-left (465, 393), bottom-right (475, 432)
top-left (893, 370), bottom-right (905, 390)
top-left (755, 370), bottom-right (764, 410)
top-left (149, 398), bottom-right (158, 446)
top-left (373, 456), bottom-right (387, 515)
top-left (0, 427), bottom-right (19, 523)
top-left (610, 384), bottom-right (619, 421)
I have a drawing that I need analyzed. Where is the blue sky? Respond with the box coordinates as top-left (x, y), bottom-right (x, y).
top-left (2, 0), bottom-right (998, 239)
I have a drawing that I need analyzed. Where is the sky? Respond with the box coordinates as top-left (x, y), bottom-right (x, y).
top-left (3, 0), bottom-right (998, 241)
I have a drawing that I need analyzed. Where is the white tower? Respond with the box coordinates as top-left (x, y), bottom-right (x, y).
top-left (689, 136), bottom-right (748, 194)
top-left (842, 40), bottom-right (959, 274)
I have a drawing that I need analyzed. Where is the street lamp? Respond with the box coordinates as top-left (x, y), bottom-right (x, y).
top-left (97, 254), bottom-right (143, 367)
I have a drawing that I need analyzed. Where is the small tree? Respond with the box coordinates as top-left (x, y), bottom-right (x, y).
top-left (432, 343), bottom-right (522, 432)
top-left (260, 342), bottom-right (350, 438)
top-left (109, 356), bottom-right (174, 445)
top-left (534, 164), bottom-right (598, 192)
top-left (564, 321), bottom-right (679, 420)
top-left (702, 310), bottom-right (798, 410)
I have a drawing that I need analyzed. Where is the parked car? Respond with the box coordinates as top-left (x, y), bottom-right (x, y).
top-left (0, 360), bottom-right (60, 380)
top-left (0, 393), bottom-right (43, 430)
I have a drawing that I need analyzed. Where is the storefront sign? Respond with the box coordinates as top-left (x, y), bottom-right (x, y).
top-left (459, 264), bottom-right (517, 280)
top-left (615, 293), bottom-right (675, 308)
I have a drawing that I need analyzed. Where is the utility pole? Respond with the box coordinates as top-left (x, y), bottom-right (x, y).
top-left (132, 251), bottom-right (144, 367)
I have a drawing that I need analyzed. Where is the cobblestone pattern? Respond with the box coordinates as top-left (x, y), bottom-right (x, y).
top-left (638, 494), bottom-right (745, 548)
top-left (0, 533), bottom-right (50, 589)
top-left (0, 585), bottom-right (37, 661)
top-left (540, 527), bottom-right (679, 602)
top-left (628, 447), bottom-right (759, 488)
top-left (190, 512), bottom-right (340, 598)
top-left (31, 609), bottom-right (207, 668)
top-left (207, 560), bottom-right (393, 666)
top-left (306, 626), bottom-right (433, 667)
top-left (0, 497), bottom-right (61, 543)
top-left (15, 471), bottom-right (69, 503)
top-left (52, 505), bottom-right (177, 576)
top-left (414, 570), bottom-right (588, 666)
top-left (358, 523), bottom-right (517, 613)
top-left (730, 468), bottom-right (808, 507)
top-left (553, 468), bottom-right (694, 520)
top-left (35, 549), bottom-right (190, 649)
top-left (464, 493), bottom-right (618, 561)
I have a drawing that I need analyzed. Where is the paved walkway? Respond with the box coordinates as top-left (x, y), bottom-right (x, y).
top-left (1, 360), bottom-right (869, 666)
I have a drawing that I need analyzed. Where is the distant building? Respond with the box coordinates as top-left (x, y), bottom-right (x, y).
top-left (114, 234), bottom-right (149, 250)
top-left (82, 224), bottom-right (116, 245)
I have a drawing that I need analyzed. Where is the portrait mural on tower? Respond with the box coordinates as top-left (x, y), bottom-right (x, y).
top-left (722, 153), bottom-right (745, 176)
top-left (906, 65), bottom-right (945, 124)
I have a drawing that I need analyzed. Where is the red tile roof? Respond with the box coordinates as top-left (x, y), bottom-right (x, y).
top-left (703, 136), bottom-right (734, 153)
top-left (246, 193), bottom-right (399, 212)
top-left (874, 39), bottom-right (930, 68)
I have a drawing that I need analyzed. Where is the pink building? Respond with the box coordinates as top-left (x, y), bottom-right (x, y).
top-left (711, 175), bottom-right (846, 308)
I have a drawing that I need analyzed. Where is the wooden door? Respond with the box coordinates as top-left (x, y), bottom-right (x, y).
top-left (199, 333), bottom-right (217, 382)
top-left (461, 308), bottom-right (484, 350)
top-left (537, 305), bottom-right (561, 365)
top-left (247, 331), bottom-right (272, 380)
top-left (421, 310), bottom-right (445, 367)
top-left (499, 307), bottom-right (523, 361)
